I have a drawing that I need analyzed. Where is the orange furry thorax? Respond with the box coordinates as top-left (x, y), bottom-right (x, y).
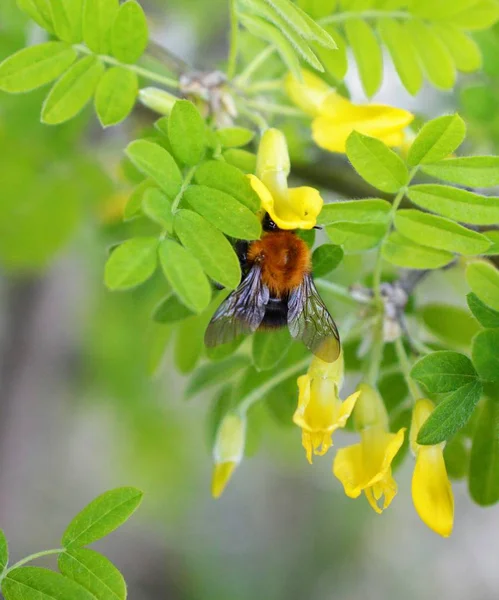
top-left (247, 231), bottom-right (311, 297)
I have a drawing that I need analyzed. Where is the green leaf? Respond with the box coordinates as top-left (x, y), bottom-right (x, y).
top-left (433, 24), bottom-right (482, 73)
top-left (312, 244), bottom-right (343, 277)
top-left (242, 0), bottom-right (323, 71)
top-left (185, 355), bottom-right (248, 399)
top-left (0, 42), bottom-right (77, 93)
top-left (240, 14), bottom-right (302, 79)
top-left (194, 161), bottom-right (260, 211)
top-left (41, 55), bottom-right (104, 125)
top-left (346, 132), bottom-right (408, 193)
top-left (449, 0), bottom-right (499, 30)
top-left (382, 231), bottom-right (454, 269)
top-left (251, 328), bottom-right (293, 371)
top-left (216, 127), bottom-right (255, 148)
top-left (421, 156), bottom-right (499, 187)
top-left (466, 261), bottom-right (499, 311)
top-left (183, 185), bottom-right (262, 240)
top-left (472, 329), bottom-right (499, 382)
top-left (58, 548), bottom-right (126, 600)
top-left (94, 67), bottom-right (137, 127)
top-left (404, 19), bottom-right (456, 89)
top-left (417, 380), bottom-right (483, 444)
top-left (344, 18), bottom-right (382, 97)
top-left (379, 372), bottom-right (408, 413)
top-left (297, 228), bottom-right (315, 248)
top-left (407, 114), bottom-right (466, 166)
top-left (317, 198), bottom-right (391, 225)
top-left (152, 293), bottom-right (194, 324)
top-left (263, 0), bottom-right (315, 37)
top-left (286, 0), bottom-right (337, 48)
top-left (174, 311), bottom-right (208, 373)
top-left (104, 237), bottom-right (158, 291)
top-left (469, 397), bottom-right (499, 506)
top-left (142, 188), bottom-right (173, 232)
top-left (0, 529), bottom-right (8, 573)
top-left (407, 184), bottom-right (499, 225)
top-left (111, 0), bottom-right (149, 63)
top-left (123, 179), bottom-right (155, 220)
top-left (223, 149), bottom-right (257, 173)
top-left (206, 337), bottom-right (245, 361)
top-left (17, 0), bottom-right (55, 32)
top-left (421, 304), bottom-right (480, 347)
top-left (48, 0), bottom-right (82, 43)
top-left (83, 0), bottom-right (119, 54)
top-left (411, 350), bottom-right (479, 393)
top-left (483, 230), bottom-right (499, 255)
top-left (158, 239), bottom-right (211, 314)
top-left (326, 221), bottom-right (387, 252)
top-left (410, 0), bottom-right (478, 20)
top-left (125, 140), bottom-right (183, 198)
top-left (2, 567), bottom-right (93, 600)
top-left (174, 209), bottom-right (241, 289)
top-left (444, 435), bottom-right (469, 480)
top-left (168, 100), bottom-right (207, 166)
top-left (378, 17), bottom-right (422, 95)
top-left (394, 209), bottom-right (490, 255)
top-left (62, 487), bottom-right (143, 549)
top-left (312, 25), bottom-right (347, 81)
top-left (467, 292), bottom-right (499, 328)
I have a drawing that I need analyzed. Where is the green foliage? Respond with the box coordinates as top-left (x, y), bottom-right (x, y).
top-left (0, 488), bottom-right (142, 599)
top-left (194, 161), bottom-right (260, 211)
top-left (94, 67), bottom-right (138, 127)
top-left (185, 355), bottom-right (248, 398)
top-left (142, 188), bottom-right (174, 232)
top-left (467, 293), bottom-right (499, 328)
top-left (104, 238), bottom-right (158, 291)
top-left (411, 351), bottom-right (479, 393)
top-left (345, 18), bottom-right (383, 97)
top-left (466, 261), bottom-right (499, 311)
top-left (58, 549), bottom-right (126, 600)
top-left (62, 487), bottom-right (143, 549)
top-left (168, 99), bottom-right (207, 166)
top-left (469, 397), bottom-right (499, 505)
top-left (421, 156), bottom-right (499, 187)
top-left (153, 294), bottom-right (194, 324)
top-left (421, 304), bottom-right (480, 348)
top-left (0, 42), bottom-right (77, 93)
top-left (382, 231), bottom-right (454, 269)
top-left (216, 126), bottom-right (255, 147)
top-left (311, 244), bottom-right (343, 277)
top-left (472, 329), bottom-right (499, 381)
top-left (318, 198), bottom-right (391, 225)
top-left (252, 329), bottom-right (293, 371)
top-left (158, 238), bottom-right (212, 313)
top-left (407, 114), bottom-right (466, 166)
top-left (83, 0), bottom-right (119, 54)
top-left (111, 0), bottom-right (148, 64)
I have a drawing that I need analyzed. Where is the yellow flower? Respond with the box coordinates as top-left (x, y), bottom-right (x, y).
top-left (293, 352), bottom-right (359, 463)
top-left (249, 128), bottom-right (323, 230)
top-left (333, 383), bottom-right (405, 513)
top-left (285, 70), bottom-right (414, 154)
top-left (211, 413), bottom-right (246, 499)
top-left (410, 399), bottom-right (454, 537)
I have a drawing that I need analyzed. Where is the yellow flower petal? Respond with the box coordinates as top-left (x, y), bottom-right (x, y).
top-left (333, 443), bottom-right (364, 498)
top-left (248, 175), bottom-right (323, 230)
top-left (211, 461), bottom-right (236, 498)
top-left (285, 70), bottom-right (331, 116)
top-left (412, 446), bottom-right (454, 537)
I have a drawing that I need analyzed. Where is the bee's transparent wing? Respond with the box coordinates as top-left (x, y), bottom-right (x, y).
top-left (205, 265), bottom-right (270, 347)
top-left (287, 274), bottom-right (341, 362)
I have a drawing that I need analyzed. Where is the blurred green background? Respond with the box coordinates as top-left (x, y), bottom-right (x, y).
top-left (2, 1), bottom-right (499, 599)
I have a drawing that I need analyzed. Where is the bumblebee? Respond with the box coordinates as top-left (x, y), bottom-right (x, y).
top-left (205, 214), bottom-right (340, 362)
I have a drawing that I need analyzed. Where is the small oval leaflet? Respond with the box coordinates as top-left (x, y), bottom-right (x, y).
top-left (153, 293), bottom-right (194, 324)
top-left (312, 244), bottom-right (344, 277)
top-left (62, 486), bottom-right (144, 549)
top-left (158, 239), bottom-right (212, 314)
top-left (469, 398), bottom-right (499, 506)
top-left (407, 113), bottom-right (466, 166)
top-left (104, 237), bottom-right (158, 291)
top-left (94, 67), bottom-right (138, 127)
top-left (111, 0), bottom-right (149, 64)
top-left (2, 567), bottom-right (94, 600)
top-left (59, 548), bottom-right (126, 600)
top-left (466, 261), bottom-right (499, 311)
top-left (382, 231), bottom-right (454, 269)
top-left (0, 42), bottom-right (77, 93)
top-left (168, 100), bottom-right (207, 166)
top-left (183, 185), bottom-right (262, 240)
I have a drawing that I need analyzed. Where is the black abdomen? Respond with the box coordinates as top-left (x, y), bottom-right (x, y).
top-left (260, 296), bottom-right (288, 329)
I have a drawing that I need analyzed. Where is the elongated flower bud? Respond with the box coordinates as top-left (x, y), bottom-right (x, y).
top-left (256, 128), bottom-right (290, 201)
top-left (138, 87), bottom-right (177, 115)
top-left (211, 413), bottom-right (246, 498)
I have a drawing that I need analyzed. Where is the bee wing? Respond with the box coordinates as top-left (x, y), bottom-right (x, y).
top-left (287, 274), bottom-right (341, 363)
top-left (205, 264), bottom-right (270, 347)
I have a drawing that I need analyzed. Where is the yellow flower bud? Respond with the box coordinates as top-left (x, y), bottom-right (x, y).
top-left (211, 413), bottom-right (246, 499)
top-left (138, 87), bottom-right (177, 115)
top-left (293, 352), bottom-right (359, 463)
top-left (285, 70), bottom-right (331, 116)
top-left (353, 383), bottom-right (389, 432)
top-left (256, 128), bottom-right (290, 201)
top-left (410, 399), bottom-right (454, 537)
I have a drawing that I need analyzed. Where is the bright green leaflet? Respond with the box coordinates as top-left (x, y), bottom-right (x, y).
top-left (111, 0), bottom-right (149, 64)
top-left (62, 487), bottom-right (144, 549)
top-left (466, 261), bottom-right (499, 311)
top-left (94, 67), bottom-right (138, 127)
top-left (326, 221), bottom-right (387, 252)
top-left (472, 329), bottom-right (499, 382)
top-left (469, 398), bottom-right (499, 506)
top-left (317, 199), bottom-right (391, 225)
top-left (168, 100), bottom-right (207, 166)
top-left (194, 161), bottom-right (260, 211)
top-left (421, 304), bottom-right (480, 348)
top-left (344, 18), bottom-right (382, 97)
top-left (312, 244), bottom-right (343, 277)
top-left (83, 0), bottom-right (119, 54)
top-left (421, 156), bottom-right (499, 187)
top-left (153, 294), bottom-right (194, 324)
top-left (467, 293), bottom-right (499, 329)
top-left (411, 350), bottom-right (479, 393)
top-left (407, 114), bottom-right (466, 166)
top-left (2, 567), bottom-right (94, 600)
top-left (142, 188), bottom-right (174, 232)
top-left (382, 231), bottom-right (454, 269)
top-left (104, 238), bottom-right (158, 291)
top-left (251, 328), bottom-right (293, 371)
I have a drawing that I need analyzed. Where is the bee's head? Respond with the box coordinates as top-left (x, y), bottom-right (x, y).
top-left (262, 213), bottom-right (280, 232)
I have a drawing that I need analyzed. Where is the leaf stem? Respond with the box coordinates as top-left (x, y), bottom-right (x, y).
top-left (320, 9), bottom-right (410, 25)
top-left (171, 166), bottom-right (197, 213)
top-left (73, 44), bottom-right (180, 89)
top-left (372, 166), bottom-right (419, 305)
top-left (394, 336), bottom-right (420, 401)
top-left (227, 0), bottom-right (239, 79)
top-left (365, 315), bottom-right (384, 387)
top-left (0, 549), bottom-right (64, 579)
top-left (236, 46), bottom-right (276, 87)
top-left (237, 357), bottom-right (310, 414)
